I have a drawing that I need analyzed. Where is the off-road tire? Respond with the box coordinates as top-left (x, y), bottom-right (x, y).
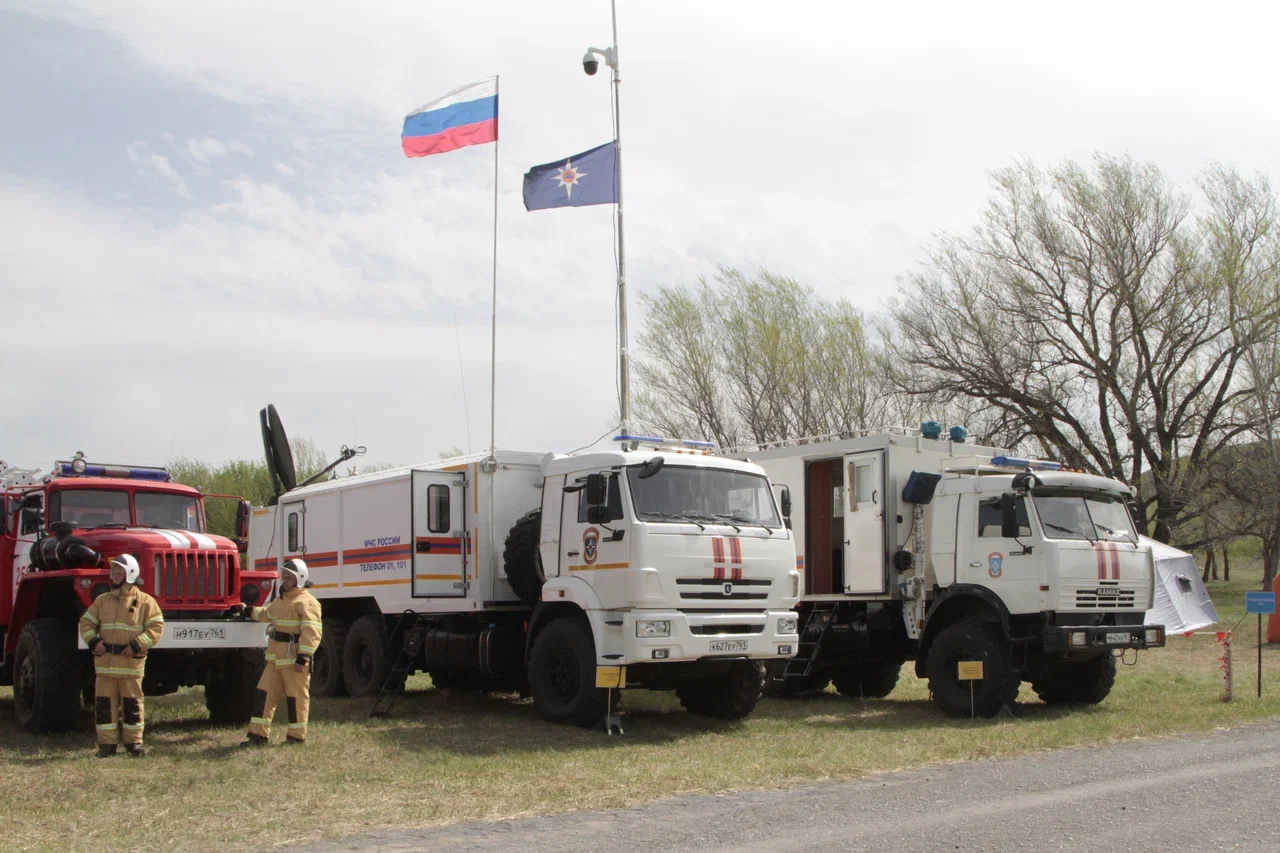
top-left (503, 509), bottom-right (545, 607)
top-left (528, 618), bottom-right (607, 727)
top-left (832, 662), bottom-right (901, 699)
top-left (13, 618), bottom-right (83, 733)
top-left (311, 618), bottom-right (349, 698)
top-left (1031, 654), bottom-right (1117, 706)
top-left (676, 661), bottom-right (765, 720)
top-left (343, 615), bottom-right (391, 698)
top-left (926, 621), bottom-right (1020, 718)
top-left (205, 648), bottom-right (267, 724)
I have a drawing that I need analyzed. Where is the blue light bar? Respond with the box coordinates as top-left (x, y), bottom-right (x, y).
top-left (681, 439), bottom-right (717, 448)
top-left (613, 434), bottom-right (665, 444)
top-left (990, 456), bottom-right (1062, 471)
top-left (948, 425), bottom-right (968, 443)
top-left (58, 462), bottom-right (172, 482)
top-left (921, 421), bottom-right (943, 439)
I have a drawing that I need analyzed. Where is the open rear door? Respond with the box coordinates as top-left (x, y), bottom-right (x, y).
top-left (842, 451), bottom-right (886, 593)
top-left (411, 470), bottom-right (467, 597)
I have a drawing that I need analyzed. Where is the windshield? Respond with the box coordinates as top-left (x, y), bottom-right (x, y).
top-left (135, 492), bottom-right (204, 532)
top-left (1032, 493), bottom-right (1135, 542)
top-left (627, 466), bottom-right (782, 529)
top-left (50, 489), bottom-right (130, 528)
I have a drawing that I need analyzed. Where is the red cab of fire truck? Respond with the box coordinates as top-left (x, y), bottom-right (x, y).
top-left (0, 455), bottom-right (272, 733)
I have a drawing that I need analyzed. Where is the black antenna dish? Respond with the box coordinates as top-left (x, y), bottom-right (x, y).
top-left (267, 404), bottom-right (298, 492)
top-left (260, 407), bottom-right (282, 497)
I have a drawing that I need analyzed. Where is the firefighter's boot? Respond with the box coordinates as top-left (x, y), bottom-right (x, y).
top-left (239, 732), bottom-right (268, 748)
top-left (97, 744), bottom-right (117, 758)
top-left (125, 743), bottom-right (146, 757)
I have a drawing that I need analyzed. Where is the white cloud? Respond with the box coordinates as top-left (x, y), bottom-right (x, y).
top-left (185, 136), bottom-right (253, 163)
top-left (126, 140), bottom-right (191, 199)
top-left (273, 160), bottom-right (297, 177)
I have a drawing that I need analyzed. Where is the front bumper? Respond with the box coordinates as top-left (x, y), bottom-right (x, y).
top-left (78, 620), bottom-right (269, 651)
top-left (621, 609), bottom-right (799, 665)
top-left (1042, 623), bottom-right (1166, 655)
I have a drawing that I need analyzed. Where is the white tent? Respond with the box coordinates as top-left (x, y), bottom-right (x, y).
top-left (1142, 536), bottom-right (1219, 635)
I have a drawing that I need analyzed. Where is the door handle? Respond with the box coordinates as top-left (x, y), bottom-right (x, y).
top-left (872, 489), bottom-right (878, 504)
top-left (567, 550), bottom-right (580, 557)
top-left (969, 561), bottom-right (982, 567)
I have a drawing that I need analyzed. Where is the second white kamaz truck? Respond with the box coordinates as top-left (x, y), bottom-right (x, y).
top-left (729, 425), bottom-right (1166, 718)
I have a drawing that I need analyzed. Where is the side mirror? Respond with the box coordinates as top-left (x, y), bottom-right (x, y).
top-left (1000, 492), bottom-right (1019, 539)
top-left (778, 485), bottom-right (792, 519)
top-left (584, 473), bottom-right (606, 506)
top-left (235, 499), bottom-right (251, 540)
top-left (586, 505), bottom-right (611, 524)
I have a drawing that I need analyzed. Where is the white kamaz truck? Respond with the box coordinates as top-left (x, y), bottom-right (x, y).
top-left (248, 410), bottom-right (801, 727)
top-left (729, 426), bottom-right (1166, 718)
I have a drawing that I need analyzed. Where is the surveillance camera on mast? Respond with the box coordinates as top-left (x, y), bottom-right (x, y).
top-left (582, 46), bottom-right (616, 76)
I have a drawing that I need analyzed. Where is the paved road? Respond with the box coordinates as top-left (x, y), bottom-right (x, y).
top-left (303, 722), bottom-right (1280, 852)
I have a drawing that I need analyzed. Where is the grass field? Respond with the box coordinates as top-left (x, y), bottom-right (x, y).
top-left (1, 565), bottom-right (1277, 852)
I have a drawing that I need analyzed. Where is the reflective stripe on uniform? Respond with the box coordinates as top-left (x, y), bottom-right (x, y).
top-left (274, 658), bottom-right (297, 667)
top-left (82, 612), bottom-right (101, 626)
top-left (121, 723), bottom-right (145, 730)
top-left (146, 616), bottom-right (164, 627)
top-left (275, 619), bottom-right (302, 627)
top-left (298, 621), bottom-right (323, 629)
top-left (99, 622), bottom-right (145, 631)
top-left (94, 667), bottom-right (144, 676)
top-left (137, 635), bottom-right (155, 649)
top-left (96, 723), bottom-right (118, 731)
top-left (250, 716), bottom-right (271, 726)
top-left (286, 723), bottom-right (306, 729)
top-left (298, 645), bottom-right (317, 654)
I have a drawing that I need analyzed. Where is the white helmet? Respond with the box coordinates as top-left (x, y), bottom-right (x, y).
top-left (110, 554), bottom-right (141, 585)
top-left (282, 559), bottom-right (309, 589)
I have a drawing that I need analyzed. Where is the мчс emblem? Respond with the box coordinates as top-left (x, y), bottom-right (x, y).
top-left (988, 552), bottom-right (1003, 578)
top-left (583, 527), bottom-right (599, 565)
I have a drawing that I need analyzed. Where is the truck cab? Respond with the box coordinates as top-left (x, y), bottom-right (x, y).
top-left (1, 456), bottom-right (272, 733)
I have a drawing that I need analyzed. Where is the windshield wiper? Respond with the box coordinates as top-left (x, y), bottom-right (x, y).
top-left (1095, 523), bottom-right (1136, 543)
top-left (642, 512), bottom-right (706, 530)
top-left (86, 522), bottom-right (132, 530)
top-left (1043, 521), bottom-right (1093, 541)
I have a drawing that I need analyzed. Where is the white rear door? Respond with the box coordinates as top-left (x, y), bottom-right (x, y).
top-left (843, 451), bottom-right (886, 593)
top-left (411, 470), bottom-right (467, 597)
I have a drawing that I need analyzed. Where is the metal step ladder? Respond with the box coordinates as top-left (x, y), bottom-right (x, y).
top-left (778, 603), bottom-right (839, 683)
top-left (369, 610), bottom-right (429, 718)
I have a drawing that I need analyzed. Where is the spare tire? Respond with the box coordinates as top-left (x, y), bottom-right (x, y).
top-left (503, 509), bottom-right (544, 606)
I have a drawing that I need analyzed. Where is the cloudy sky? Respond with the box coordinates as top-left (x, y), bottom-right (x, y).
top-left (3, 0), bottom-right (1278, 473)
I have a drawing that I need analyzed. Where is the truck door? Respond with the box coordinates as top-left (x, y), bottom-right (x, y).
top-left (281, 500), bottom-right (305, 565)
top-left (559, 471), bottom-right (627, 601)
top-left (842, 451), bottom-right (886, 594)
top-left (411, 470), bottom-right (467, 597)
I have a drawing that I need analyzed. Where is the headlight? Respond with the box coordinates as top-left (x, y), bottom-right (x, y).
top-left (1145, 628), bottom-right (1162, 645)
top-left (636, 620), bottom-right (671, 638)
top-left (1069, 631), bottom-right (1088, 647)
top-left (241, 582), bottom-right (260, 605)
top-left (778, 617), bottom-right (798, 635)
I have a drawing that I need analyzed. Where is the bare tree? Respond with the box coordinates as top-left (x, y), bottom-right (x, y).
top-left (887, 156), bottom-right (1280, 543)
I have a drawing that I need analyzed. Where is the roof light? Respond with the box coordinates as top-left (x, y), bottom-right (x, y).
top-left (948, 426), bottom-right (968, 443)
top-left (56, 460), bottom-right (172, 482)
top-left (989, 456), bottom-right (1063, 471)
top-left (681, 439), bottom-right (716, 449)
top-left (613, 434), bottom-right (665, 444)
top-left (921, 421), bottom-right (943, 440)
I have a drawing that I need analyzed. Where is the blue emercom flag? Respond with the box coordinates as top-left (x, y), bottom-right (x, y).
top-left (522, 140), bottom-right (618, 211)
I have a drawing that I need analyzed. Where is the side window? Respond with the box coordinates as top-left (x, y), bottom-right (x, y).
top-left (428, 484), bottom-right (450, 533)
top-left (577, 473), bottom-right (623, 522)
top-left (978, 497), bottom-right (1031, 538)
top-left (287, 512), bottom-right (299, 551)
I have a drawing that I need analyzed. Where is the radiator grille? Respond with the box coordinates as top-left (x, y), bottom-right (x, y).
top-left (152, 551), bottom-right (229, 604)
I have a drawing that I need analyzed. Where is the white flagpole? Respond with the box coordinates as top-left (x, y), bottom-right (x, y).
top-left (611, 0), bottom-right (630, 439)
top-left (488, 73), bottom-right (500, 584)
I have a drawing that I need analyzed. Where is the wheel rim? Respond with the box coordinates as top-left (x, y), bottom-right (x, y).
top-left (545, 646), bottom-right (580, 702)
top-left (15, 656), bottom-right (36, 717)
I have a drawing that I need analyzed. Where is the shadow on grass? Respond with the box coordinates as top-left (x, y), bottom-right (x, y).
top-left (0, 679), bottom-right (1100, 764)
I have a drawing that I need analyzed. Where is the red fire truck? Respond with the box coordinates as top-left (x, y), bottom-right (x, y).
top-left (1, 454), bottom-right (273, 733)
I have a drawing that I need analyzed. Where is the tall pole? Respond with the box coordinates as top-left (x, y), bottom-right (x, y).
top-left (611, 0), bottom-right (630, 437)
top-left (490, 73), bottom-right (500, 460)
top-left (488, 73), bottom-right (500, 587)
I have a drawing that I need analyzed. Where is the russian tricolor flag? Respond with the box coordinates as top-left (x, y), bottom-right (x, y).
top-left (402, 78), bottom-right (498, 159)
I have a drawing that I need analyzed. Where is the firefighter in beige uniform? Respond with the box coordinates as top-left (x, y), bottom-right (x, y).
top-left (237, 559), bottom-right (322, 746)
top-left (78, 554), bottom-right (164, 758)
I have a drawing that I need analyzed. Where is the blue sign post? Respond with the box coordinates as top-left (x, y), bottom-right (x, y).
top-left (1245, 592), bottom-right (1276, 699)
